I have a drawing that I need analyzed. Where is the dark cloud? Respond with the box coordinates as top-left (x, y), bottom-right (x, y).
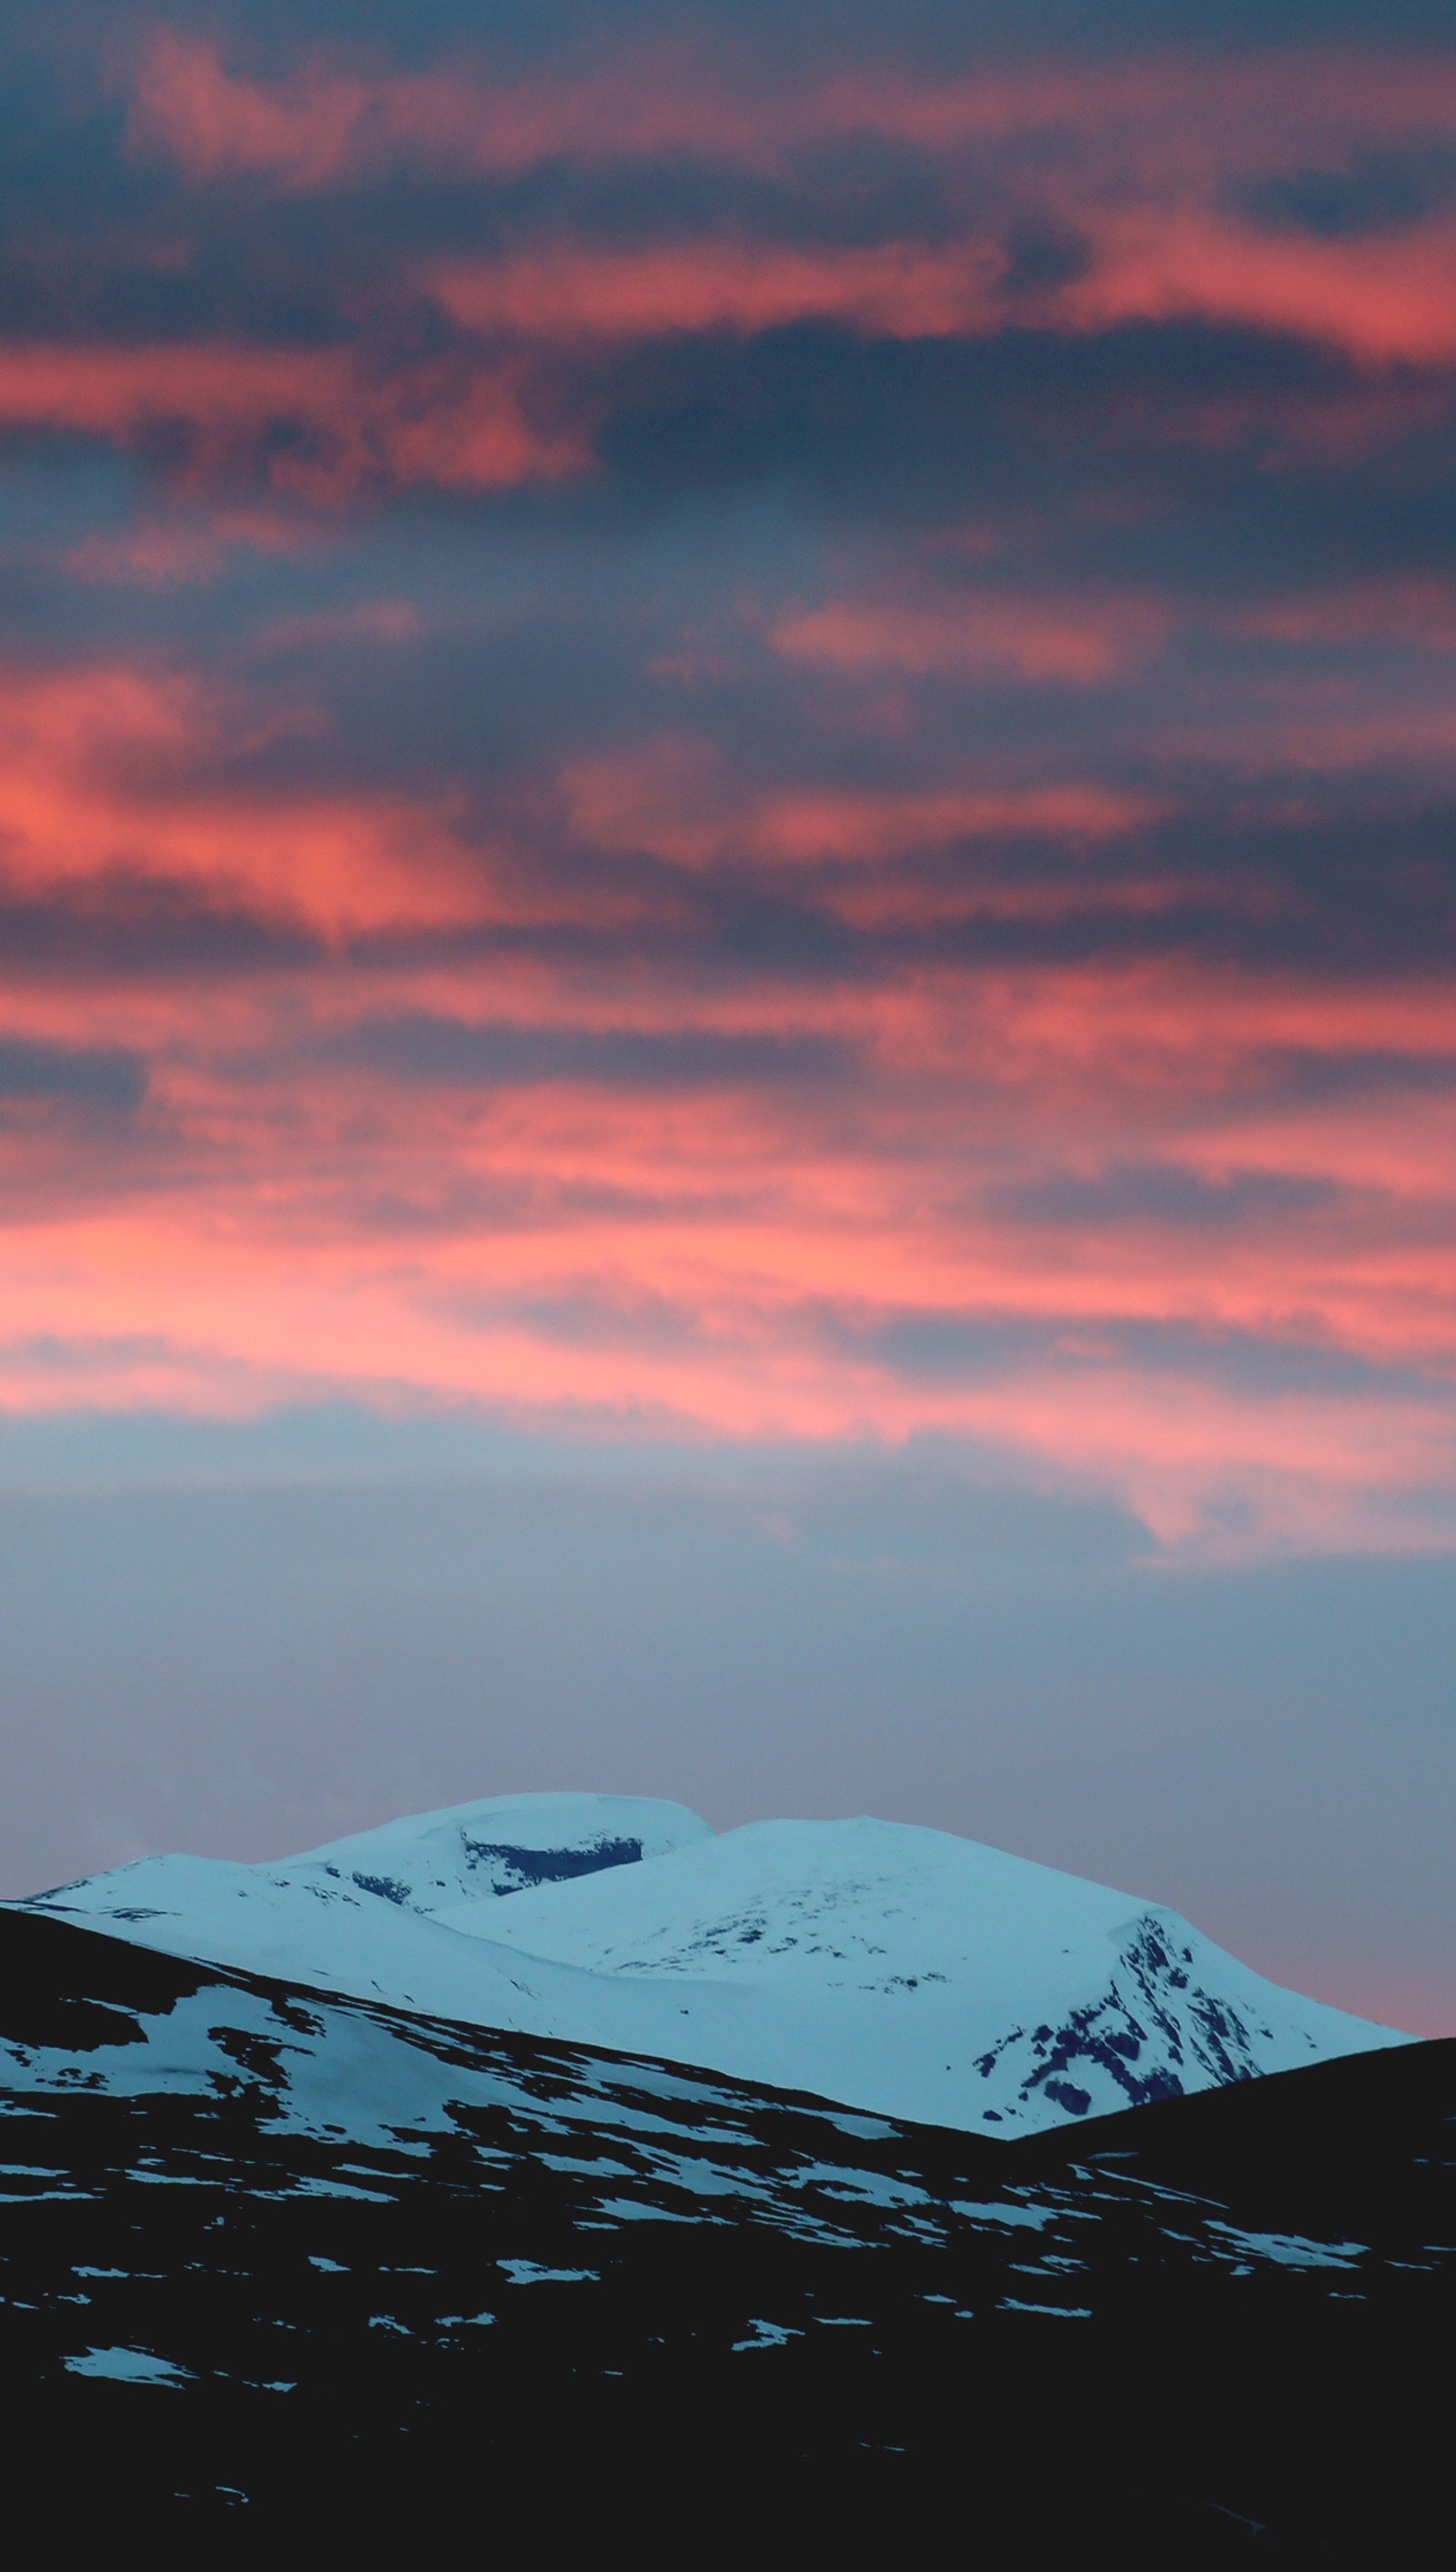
top-left (594, 320), bottom-right (1331, 511)
top-left (28, 0), bottom-right (1456, 73)
top-left (989, 1163), bottom-right (1342, 1228)
top-left (0, 1032), bottom-right (146, 1107)
top-left (1240, 160), bottom-right (1437, 240)
top-left (447, 1283), bottom-right (712, 1350)
top-left (320, 1009), bottom-right (853, 1089)
top-left (1241, 1048), bottom-right (1456, 1103)
top-left (0, 881), bottom-right (320, 987)
top-left (860, 1306), bottom-right (1456, 1403)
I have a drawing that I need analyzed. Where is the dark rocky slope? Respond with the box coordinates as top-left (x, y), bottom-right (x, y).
top-left (0, 1909), bottom-right (1449, 2556)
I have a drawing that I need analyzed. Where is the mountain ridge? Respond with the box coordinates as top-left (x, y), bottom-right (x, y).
top-left (17, 1791), bottom-right (1402, 2137)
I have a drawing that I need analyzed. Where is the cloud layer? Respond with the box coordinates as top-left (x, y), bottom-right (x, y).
top-left (3, 5), bottom-right (1456, 1551)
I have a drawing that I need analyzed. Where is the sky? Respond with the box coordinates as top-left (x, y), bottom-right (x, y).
top-left (0, 2), bottom-right (1452, 2030)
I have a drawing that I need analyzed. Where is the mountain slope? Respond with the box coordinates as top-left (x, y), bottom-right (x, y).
top-left (20, 1795), bottom-right (1402, 2136)
top-left (450, 1813), bottom-right (1402, 2124)
top-left (0, 1907), bottom-right (1450, 2550)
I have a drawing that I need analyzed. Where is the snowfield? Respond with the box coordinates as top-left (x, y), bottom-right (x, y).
top-left (17, 1792), bottom-right (1403, 2135)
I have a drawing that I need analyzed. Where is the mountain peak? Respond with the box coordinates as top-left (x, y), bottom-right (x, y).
top-left (19, 1795), bottom-right (1402, 2137)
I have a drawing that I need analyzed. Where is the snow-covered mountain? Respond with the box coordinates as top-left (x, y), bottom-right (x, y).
top-left (19, 1792), bottom-right (1403, 2136)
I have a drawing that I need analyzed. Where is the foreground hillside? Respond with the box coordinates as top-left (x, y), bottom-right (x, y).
top-left (0, 1907), bottom-right (1449, 2551)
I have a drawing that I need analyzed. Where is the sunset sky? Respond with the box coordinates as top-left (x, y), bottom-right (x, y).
top-left (1, 2), bottom-right (1452, 2030)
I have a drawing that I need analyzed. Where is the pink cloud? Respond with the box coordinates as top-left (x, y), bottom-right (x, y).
top-left (0, 661), bottom-right (481, 934)
top-left (429, 239), bottom-right (1006, 343)
top-left (560, 738), bottom-right (1160, 868)
top-left (1063, 208), bottom-right (1456, 367)
top-left (0, 343), bottom-right (584, 501)
top-left (4, 849), bottom-right (1456, 1554)
top-left (126, 38), bottom-right (1456, 379)
top-left (775, 592), bottom-right (1171, 684)
top-left (128, 35), bottom-right (1456, 191)
top-left (3, 29), bottom-right (1455, 1564)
